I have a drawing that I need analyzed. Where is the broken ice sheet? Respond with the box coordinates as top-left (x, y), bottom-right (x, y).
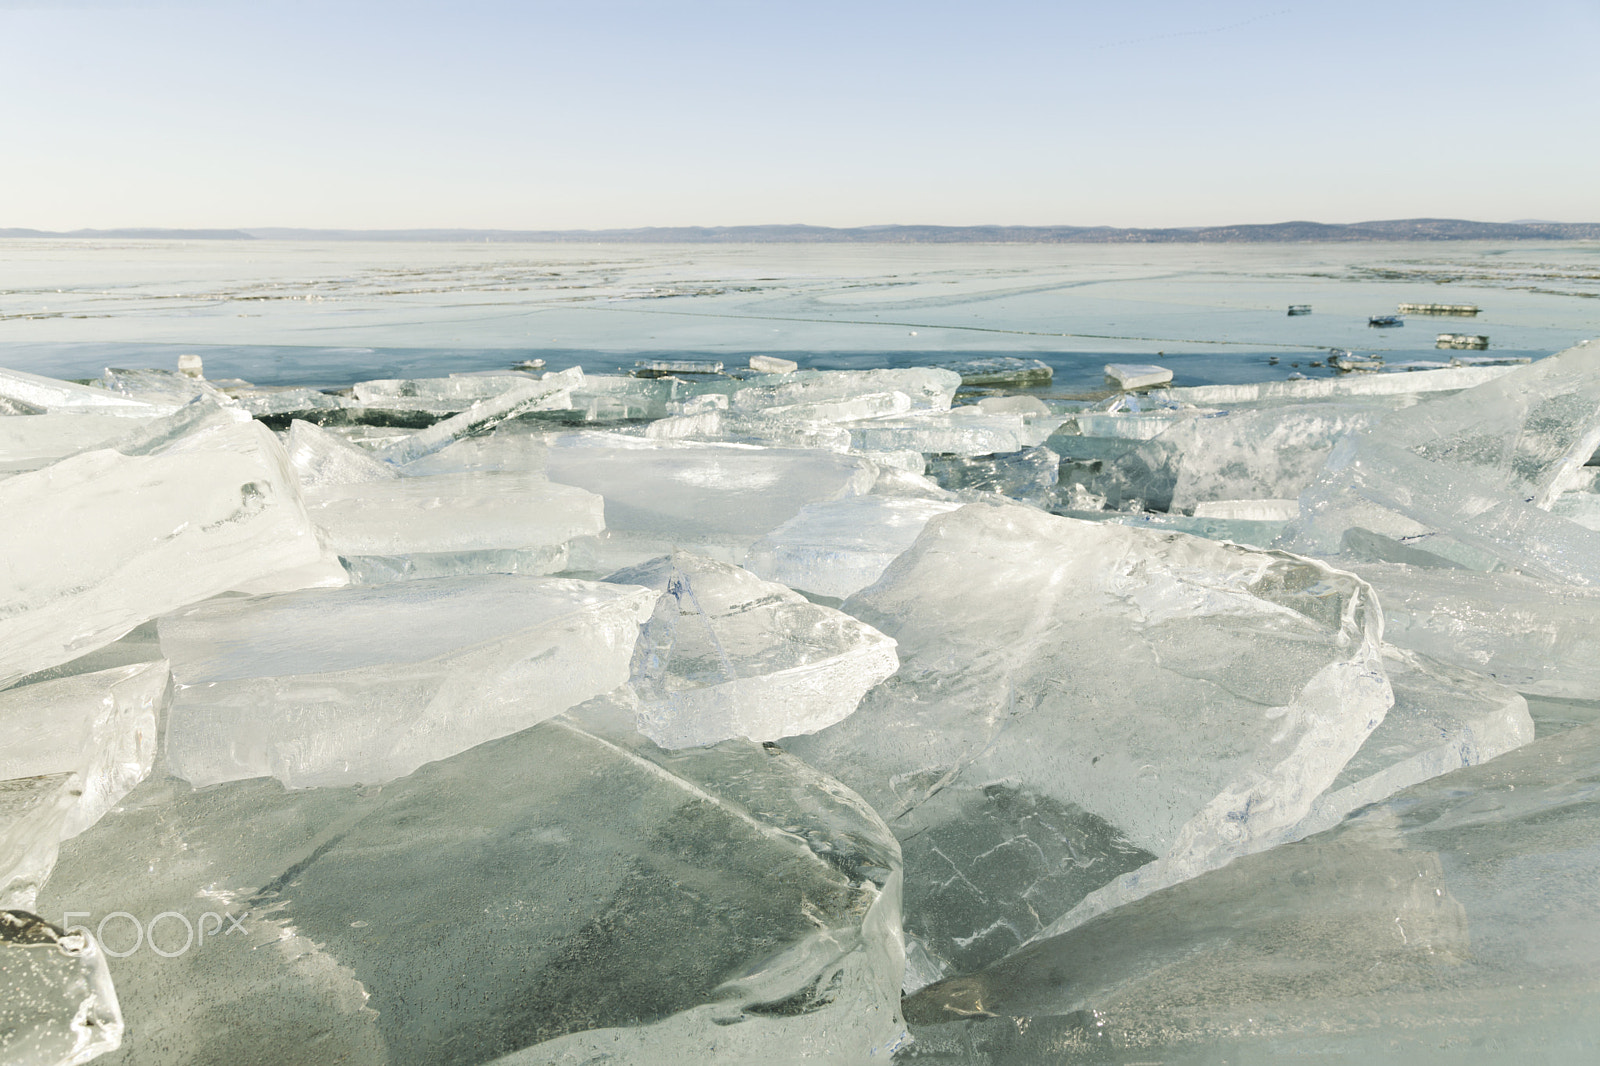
top-left (923, 446), bottom-right (1059, 509)
top-left (1280, 339), bottom-right (1600, 579)
top-left (733, 368), bottom-right (960, 415)
top-left (544, 433), bottom-right (876, 567)
top-left (784, 501), bottom-right (1391, 975)
top-left (1352, 562), bottom-right (1600, 698)
top-left (302, 472), bottom-right (603, 562)
top-left (842, 407), bottom-right (1064, 457)
top-left (745, 495), bottom-right (964, 600)
top-left (605, 553), bottom-right (898, 748)
top-left (0, 417), bottom-right (324, 687)
top-left (1, 662), bottom-right (167, 910)
top-left (160, 576), bottom-right (655, 788)
top-left (0, 911), bottom-right (123, 1066)
top-left (36, 705), bottom-right (906, 1066)
top-left (902, 722), bottom-right (1600, 1064)
top-left (1278, 644), bottom-right (1533, 841)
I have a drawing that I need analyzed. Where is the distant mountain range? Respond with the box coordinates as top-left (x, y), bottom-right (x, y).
top-left (4, 219), bottom-right (1599, 243)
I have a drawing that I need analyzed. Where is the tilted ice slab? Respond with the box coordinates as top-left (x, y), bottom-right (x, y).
top-left (303, 472), bottom-right (604, 559)
top-left (904, 722), bottom-right (1600, 1061)
top-left (1163, 363), bottom-right (1519, 405)
top-left (370, 367), bottom-right (581, 466)
top-left (843, 407), bottom-right (1066, 456)
top-left (0, 414), bottom-right (162, 476)
top-left (1, 911), bottom-right (123, 1066)
top-left (923, 446), bottom-right (1059, 509)
top-left (1352, 562), bottom-right (1600, 698)
top-left (397, 420), bottom-right (553, 475)
top-left (283, 419), bottom-right (401, 488)
top-left (0, 366), bottom-right (167, 416)
top-left (545, 433), bottom-right (876, 565)
top-left (745, 495), bottom-right (964, 600)
top-left (733, 367), bottom-right (960, 415)
top-left (0, 662), bottom-right (167, 910)
top-left (161, 576), bottom-right (656, 788)
top-left (786, 502), bottom-right (1390, 976)
top-left (1281, 340), bottom-right (1600, 578)
top-left (606, 553), bottom-right (898, 748)
top-left (37, 706), bottom-right (906, 1066)
top-left (0, 418), bottom-right (324, 688)
top-left (1278, 645), bottom-right (1532, 841)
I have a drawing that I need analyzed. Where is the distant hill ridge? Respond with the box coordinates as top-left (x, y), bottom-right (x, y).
top-left (4, 219), bottom-right (1599, 243)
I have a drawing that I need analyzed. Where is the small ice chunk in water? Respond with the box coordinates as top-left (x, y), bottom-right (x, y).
top-left (0, 418), bottom-right (324, 687)
top-left (0, 662), bottom-right (167, 909)
top-left (934, 356), bottom-right (1052, 388)
top-left (605, 553), bottom-right (898, 748)
top-left (160, 576), bottom-right (656, 788)
top-left (747, 354), bottom-right (797, 374)
top-left (746, 495), bottom-right (964, 599)
top-left (0, 911), bottom-right (123, 1066)
top-left (1104, 363), bottom-right (1172, 390)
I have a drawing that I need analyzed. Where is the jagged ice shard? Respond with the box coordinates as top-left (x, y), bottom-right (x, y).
top-left (903, 721), bottom-right (1600, 1063)
top-left (0, 414), bottom-right (325, 687)
top-left (785, 501), bottom-right (1391, 977)
top-left (606, 553), bottom-right (898, 748)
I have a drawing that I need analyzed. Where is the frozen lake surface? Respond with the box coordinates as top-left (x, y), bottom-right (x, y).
top-left (2, 238), bottom-right (1597, 388)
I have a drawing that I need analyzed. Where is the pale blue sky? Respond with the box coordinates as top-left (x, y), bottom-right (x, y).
top-left (3, 1), bottom-right (1597, 229)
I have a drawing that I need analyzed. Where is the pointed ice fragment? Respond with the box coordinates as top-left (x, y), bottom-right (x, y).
top-left (605, 554), bottom-right (898, 748)
top-left (0, 419), bottom-right (323, 687)
top-left (786, 502), bottom-right (1390, 973)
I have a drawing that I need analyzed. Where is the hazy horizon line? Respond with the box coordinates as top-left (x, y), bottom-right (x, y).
top-left (4, 217), bottom-right (1600, 244)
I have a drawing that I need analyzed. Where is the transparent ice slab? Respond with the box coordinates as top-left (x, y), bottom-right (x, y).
top-left (0, 414), bottom-right (161, 474)
top-left (1164, 362), bottom-right (1519, 405)
top-left (902, 721), bottom-right (1600, 1064)
top-left (160, 576), bottom-right (656, 788)
top-left (0, 419), bottom-right (324, 688)
top-left (733, 368), bottom-right (960, 415)
top-left (302, 473), bottom-right (604, 557)
top-left (784, 502), bottom-right (1391, 976)
top-left (843, 408), bottom-right (1066, 457)
top-left (1279, 644), bottom-right (1533, 841)
top-left (282, 419), bottom-right (400, 488)
top-left (36, 705), bottom-right (906, 1066)
top-left (745, 495), bottom-right (964, 600)
top-left (605, 553), bottom-right (898, 748)
top-left (923, 446), bottom-right (1059, 509)
top-left (0, 911), bottom-right (123, 1066)
top-left (0, 367), bottom-right (167, 417)
top-left (1353, 562), bottom-right (1600, 698)
top-left (544, 433), bottom-right (876, 542)
top-left (369, 368), bottom-right (581, 466)
top-left (0, 662), bottom-right (167, 909)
